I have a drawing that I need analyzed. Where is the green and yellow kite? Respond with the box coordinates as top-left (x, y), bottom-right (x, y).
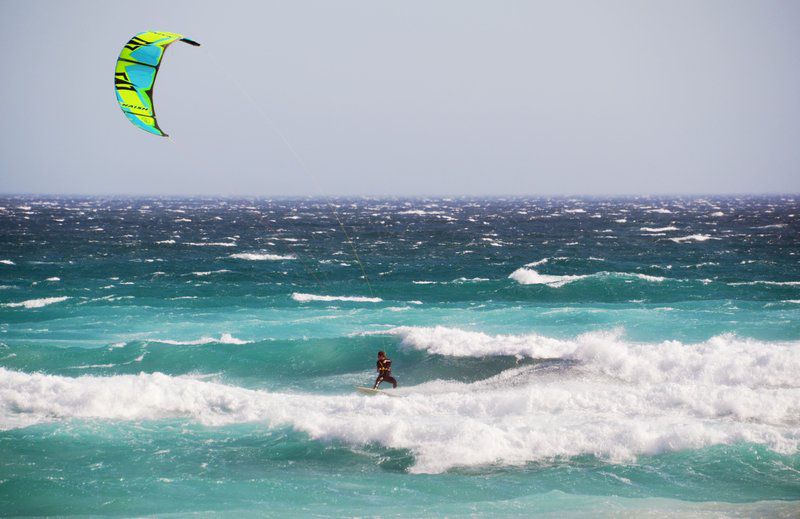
top-left (114, 31), bottom-right (200, 137)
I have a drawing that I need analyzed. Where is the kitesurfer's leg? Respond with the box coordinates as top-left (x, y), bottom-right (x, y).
top-left (384, 375), bottom-right (397, 388)
top-left (373, 375), bottom-right (384, 389)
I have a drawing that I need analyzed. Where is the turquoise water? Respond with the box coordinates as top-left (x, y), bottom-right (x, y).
top-left (1, 196), bottom-right (799, 516)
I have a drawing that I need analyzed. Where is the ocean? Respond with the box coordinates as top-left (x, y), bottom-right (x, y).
top-left (1, 195), bottom-right (798, 517)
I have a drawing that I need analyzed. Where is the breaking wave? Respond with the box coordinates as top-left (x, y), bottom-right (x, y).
top-left (191, 270), bottom-right (232, 277)
top-left (3, 296), bottom-right (70, 309)
top-left (509, 268), bottom-right (666, 287)
top-left (669, 234), bottom-right (720, 243)
top-left (640, 226), bottom-right (679, 232)
top-left (185, 242), bottom-right (237, 247)
top-left (229, 252), bottom-right (296, 261)
top-left (384, 326), bottom-right (800, 387)
top-left (147, 333), bottom-right (251, 345)
top-left (292, 293), bottom-right (383, 303)
top-left (2, 327), bottom-right (798, 475)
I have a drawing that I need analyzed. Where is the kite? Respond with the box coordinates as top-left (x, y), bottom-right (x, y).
top-left (115, 31), bottom-right (200, 136)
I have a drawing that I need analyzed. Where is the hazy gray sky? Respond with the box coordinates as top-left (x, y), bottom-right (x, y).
top-left (1, 0), bottom-right (798, 196)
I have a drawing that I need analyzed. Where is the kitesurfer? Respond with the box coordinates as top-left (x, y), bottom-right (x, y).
top-left (373, 351), bottom-right (397, 389)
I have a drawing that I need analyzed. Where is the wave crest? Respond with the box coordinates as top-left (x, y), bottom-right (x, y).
top-left (385, 326), bottom-right (800, 388)
top-left (292, 293), bottom-right (383, 303)
top-left (230, 252), bottom-right (296, 261)
top-left (1, 362), bottom-right (797, 474)
top-left (509, 268), bottom-right (666, 287)
top-left (148, 333), bottom-right (251, 345)
top-left (3, 296), bottom-right (70, 309)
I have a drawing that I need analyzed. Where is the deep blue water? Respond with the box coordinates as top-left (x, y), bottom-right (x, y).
top-left (1, 196), bottom-right (799, 516)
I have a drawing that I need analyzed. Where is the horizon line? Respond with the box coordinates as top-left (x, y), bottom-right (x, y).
top-left (1, 192), bottom-right (798, 200)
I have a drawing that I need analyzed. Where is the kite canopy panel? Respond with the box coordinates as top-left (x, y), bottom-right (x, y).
top-left (115, 31), bottom-right (200, 136)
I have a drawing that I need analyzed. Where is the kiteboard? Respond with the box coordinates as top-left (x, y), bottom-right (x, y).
top-left (355, 386), bottom-right (399, 397)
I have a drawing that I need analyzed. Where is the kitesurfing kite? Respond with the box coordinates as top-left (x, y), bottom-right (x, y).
top-left (114, 31), bottom-right (200, 137)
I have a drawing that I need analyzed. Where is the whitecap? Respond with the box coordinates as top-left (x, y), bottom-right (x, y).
top-left (291, 293), bottom-right (383, 303)
top-left (148, 333), bottom-right (251, 345)
top-left (398, 210), bottom-right (443, 215)
top-left (752, 224), bottom-right (787, 230)
top-left (185, 242), bottom-right (237, 247)
top-left (191, 270), bottom-right (231, 277)
top-left (4, 296), bottom-right (70, 309)
top-left (229, 252), bottom-right (295, 261)
top-left (509, 268), bottom-right (668, 287)
top-left (525, 258), bottom-right (551, 267)
top-left (2, 344), bottom-right (798, 475)
top-left (669, 234), bottom-right (720, 243)
top-left (509, 268), bottom-right (585, 287)
top-left (728, 280), bottom-right (800, 287)
top-left (640, 226), bottom-right (678, 232)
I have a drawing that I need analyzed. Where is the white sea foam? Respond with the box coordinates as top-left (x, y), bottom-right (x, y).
top-left (148, 333), bottom-right (251, 345)
top-left (669, 234), bottom-right (719, 243)
top-left (185, 242), bottom-right (237, 247)
top-left (45, 277), bottom-right (60, 282)
top-left (2, 326), bottom-right (798, 474)
top-left (640, 226), bottom-right (679, 232)
top-left (630, 273), bottom-right (667, 282)
top-left (386, 326), bottom-right (800, 387)
top-left (292, 293), bottom-right (383, 303)
top-left (525, 258), bottom-right (550, 267)
top-left (3, 296), bottom-right (70, 309)
top-left (0, 260), bottom-right (15, 266)
top-left (191, 270), bottom-right (232, 277)
top-left (509, 268), bottom-right (586, 287)
top-left (753, 224), bottom-right (787, 229)
top-left (398, 210), bottom-right (443, 215)
top-left (729, 280), bottom-right (800, 287)
top-left (229, 252), bottom-right (296, 261)
top-left (509, 268), bottom-right (666, 287)
top-left (412, 278), bottom-right (489, 285)
top-left (389, 325), bottom-right (573, 359)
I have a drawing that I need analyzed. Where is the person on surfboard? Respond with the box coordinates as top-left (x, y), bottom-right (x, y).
top-left (373, 351), bottom-right (397, 389)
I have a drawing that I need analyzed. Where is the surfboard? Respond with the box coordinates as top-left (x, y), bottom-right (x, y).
top-left (355, 386), bottom-right (398, 397)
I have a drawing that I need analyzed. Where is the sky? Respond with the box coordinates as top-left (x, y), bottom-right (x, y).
top-left (1, 0), bottom-right (799, 196)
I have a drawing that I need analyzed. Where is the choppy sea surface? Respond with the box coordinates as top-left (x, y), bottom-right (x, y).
top-left (1, 196), bottom-right (799, 517)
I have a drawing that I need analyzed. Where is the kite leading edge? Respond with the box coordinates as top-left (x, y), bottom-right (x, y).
top-left (114, 31), bottom-right (200, 137)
